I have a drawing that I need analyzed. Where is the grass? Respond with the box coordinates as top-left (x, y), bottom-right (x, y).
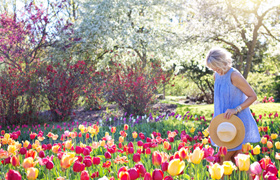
top-left (160, 96), bottom-right (279, 121)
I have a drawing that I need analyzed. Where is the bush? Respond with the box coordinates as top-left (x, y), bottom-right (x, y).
top-left (247, 72), bottom-right (276, 100)
top-left (106, 61), bottom-right (169, 115)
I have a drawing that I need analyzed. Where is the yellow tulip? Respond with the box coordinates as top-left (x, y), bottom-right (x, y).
top-left (190, 147), bottom-right (204, 164)
top-left (271, 133), bottom-right (278, 140)
top-left (22, 157), bottom-right (37, 169)
top-left (223, 161), bottom-right (237, 175)
top-left (52, 134), bottom-right (58, 141)
top-left (202, 138), bottom-right (208, 145)
top-left (190, 127), bottom-right (195, 133)
top-left (27, 167), bottom-right (39, 180)
top-left (253, 145), bottom-right (260, 155)
top-left (78, 125), bottom-right (85, 133)
top-left (202, 128), bottom-right (209, 137)
top-left (267, 141), bottom-right (273, 149)
top-left (167, 159), bottom-right (185, 176)
top-left (100, 140), bottom-right (106, 147)
top-left (23, 140), bottom-right (30, 148)
top-left (7, 145), bottom-right (17, 154)
top-left (209, 163), bottom-right (224, 179)
top-left (275, 142), bottom-right (280, 149)
top-left (132, 132), bottom-right (138, 139)
top-left (242, 143), bottom-right (252, 154)
top-left (235, 154), bottom-right (250, 171)
top-left (60, 152), bottom-right (78, 170)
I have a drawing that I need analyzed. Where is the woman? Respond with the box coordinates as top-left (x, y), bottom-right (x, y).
top-left (205, 48), bottom-right (261, 164)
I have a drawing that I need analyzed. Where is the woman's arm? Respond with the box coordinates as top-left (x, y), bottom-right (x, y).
top-left (224, 71), bottom-right (257, 119)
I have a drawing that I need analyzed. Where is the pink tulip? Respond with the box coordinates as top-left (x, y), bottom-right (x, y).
top-left (144, 172), bottom-right (152, 180)
top-left (135, 163), bottom-right (146, 177)
top-left (128, 167), bottom-right (140, 180)
top-left (161, 161), bottom-right (169, 172)
top-left (81, 170), bottom-right (90, 180)
top-left (133, 153), bottom-right (141, 163)
top-left (250, 162), bottom-right (262, 175)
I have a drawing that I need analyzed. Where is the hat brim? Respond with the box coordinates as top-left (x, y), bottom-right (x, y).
top-left (209, 114), bottom-right (245, 149)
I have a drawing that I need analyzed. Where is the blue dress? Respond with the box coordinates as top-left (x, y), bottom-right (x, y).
top-left (211, 67), bottom-right (261, 151)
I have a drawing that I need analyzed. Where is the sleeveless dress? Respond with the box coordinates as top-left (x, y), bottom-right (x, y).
top-left (210, 67), bottom-right (261, 151)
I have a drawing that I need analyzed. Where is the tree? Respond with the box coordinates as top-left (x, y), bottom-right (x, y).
top-left (73, 0), bottom-right (191, 73)
top-left (186, 0), bottom-right (280, 79)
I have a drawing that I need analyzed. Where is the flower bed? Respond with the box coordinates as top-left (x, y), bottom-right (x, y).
top-left (0, 111), bottom-right (279, 180)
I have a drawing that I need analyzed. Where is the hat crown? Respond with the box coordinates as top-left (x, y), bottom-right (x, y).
top-left (217, 122), bottom-right (237, 142)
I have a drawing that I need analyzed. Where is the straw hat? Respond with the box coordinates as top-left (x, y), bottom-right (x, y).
top-left (209, 113), bottom-right (245, 149)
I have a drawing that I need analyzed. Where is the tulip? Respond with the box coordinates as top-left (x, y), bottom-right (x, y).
top-left (8, 145), bottom-right (17, 154)
top-left (190, 127), bottom-right (195, 133)
top-left (93, 157), bottom-right (101, 165)
top-left (133, 153), bottom-right (141, 163)
top-left (202, 138), bottom-right (208, 145)
top-left (276, 153), bottom-right (280, 160)
top-left (152, 169), bottom-right (164, 180)
top-left (132, 132), bottom-right (138, 139)
top-left (167, 159), bottom-right (185, 176)
top-left (83, 158), bottom-right (92, 167)
top-left (161, 161), bottom-right (169, 172)
top-left (38, 151), bottom-right (45, 158)
top-left (265, 163), bottom-right (278, 176)
top-left (60, 152), bottom-right (78, 170)
top-left (119, 136), bottom-right (124, 143)
top-left (267, 141), bottom-right (273, 149)
top-left (124, 124), bottom-right (129, 130)
top-left (271, 133), bottom-right (278, 140)
top-left (5, 169), bottom-right (22, 180)
top-left (152, 151), bottom-right (162, 166)
top-left (144, 172), bottom-right (152, 180)
top-left (250, 162), bottom-right (262, 175)
top-left (223, 161), bottom-right (237, 175)
top-left (128, 168), bottom-right (139, 180)
top-left (259, 156), bottom-right (272, 170)
top-left (111, 127), bottom-right (116, 134)
top-left (179, 147), bottom-right (189, 160)
top-left (235, 154), bottom-right (250, 171)
top-left (105, 151), bottom-right (112, 159)
top-left (137, 141), bottom-right (143, 146)
top-left (242, 143), bottom-right (252, 154)
top-left (261, 137), bottom-right (267, 144)
top-left (209, 163), bottom-right (224, 179)
top-left (65, 140), bottom-right (72, 149)
top-left (73, 161), bottom-right (85, 172)
top-left (163, 141), bottom-right (170, 150)
top-left (119, 171), bottom-right (130, 180)
top-left (218, 146), bottom-right (227, 157)
top-left (83, 148), bottom-right (90, 156)
top-left (253, 145), bottom-right (260, 155)
top-left (11, 156), bottom-right (20, 167)
top-left (190, 147), bottom-right (204, 164)
top-left (22, 157), bottom-right (37, 169)
top-left (75, 146), bottom-right (84, 154)
top-left (19, 147), bottom-right (27, 155)
top-left (26, 168), bottom-right (39, 180)
top-left (275, 142), bottom-right (280, 149)
top-left (81, 170), bottom-right (90, 180)
top-left (135, 163), bottom-right (146, 177)
top-left (46, 161), bottom-right (54, 170)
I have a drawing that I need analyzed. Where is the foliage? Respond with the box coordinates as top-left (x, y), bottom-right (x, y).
top-left (187, 0), bottom-right (280, 79)
top-left (105, 60), bottom-right (169, 116)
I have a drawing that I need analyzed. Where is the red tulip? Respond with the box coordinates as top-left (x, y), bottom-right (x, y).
top-left (92, 157), bottom-right (100, 165)
top-left (46, 161), bottom-right (54, 170)
top-left (152, 151), bottom-right (162, 166)
top-left (19, 147), bottom-right (27, 155)
top-left (128, 147), bottom-right (134, 154)
top-left (128, 142), bottom-right (134, 148)
top-left (5, 169), bottom-right (22, 180)
top-left (83, 158), bottom-right (92, 167)
top-left (73, 161), bottom-right (85, 172)
top-left (128, 168), bottom-right (140, 180)
top-left (164, 176), bottom-right (174, 180)
top-left (11, 156), bottom-right (20, 167)
top-left (81, 170), bottom-right (90, 180)
top-left (144, 172), bottom-right (152, 180)
top-left (83, 148), bottom-right (90, 156)
top-left (38, 151), bottom-right (45, 158)
top-left (137, 141), bottom-right (143, 146)
top-left (105, 151), bottom-right (112, 159)
top-left (161, 161), bottom-right (169, 172)
top-left (145, 148), bottom-right (151, 154)
top-left (86, 133), bottom-right (89, 139)
top-left (75, 146), bottom-right (83, 154)
top-left (135, 163), bottom-right (146, 177)
top-left (133, 153), bottom-right (141, 163)
top-left (152, 169), bottom-right (164, 180)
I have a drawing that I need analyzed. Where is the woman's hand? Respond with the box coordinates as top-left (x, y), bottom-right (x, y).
top-left (224, 109), bottom-right (237, 119)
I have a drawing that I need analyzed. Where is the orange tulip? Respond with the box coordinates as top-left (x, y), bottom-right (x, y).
top-left (242, 143), bottom-right (252, 154)
top-left (261, 137), bottom-right (267, 144)
top-left (60, 152), bottom-right (78, 170)
top-left (25, 149), bottom-right (37, 159)
top-left (152, 151), bottom-right (162, 166)
top-left (65, 140), bottom-right (73, 150)
top-left (111, 127), bottom-right (116, 134)
top-left (267, 141), bottom-right (273, 149)
top-left (163, 141), bottom-right (170, 150)
top-left (26, 167), bottom-right (39, 180)
top-left (119, 136), bottom-right (124, 143)
top-left (52, 145), bottom-right (60, 154)
top-left (22, 157), bottom-right (37, 169)
top-left (0, 149), bottom-right (9, 159)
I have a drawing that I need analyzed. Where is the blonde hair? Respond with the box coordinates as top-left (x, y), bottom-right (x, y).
top-left (206, 48), bottom-right (232, 72)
